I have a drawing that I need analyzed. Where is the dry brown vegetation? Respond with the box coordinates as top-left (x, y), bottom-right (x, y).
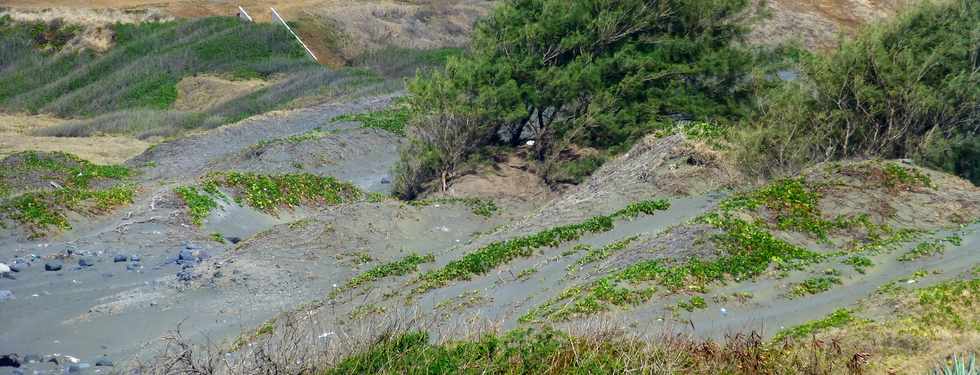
top-left (0, 114), bottom-right (149, 164)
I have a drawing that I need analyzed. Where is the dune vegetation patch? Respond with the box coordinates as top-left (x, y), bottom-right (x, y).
top-left (174, 172), bottom-right (365, 225)
top-left (0, 151), bottom-right (135, 237)
top-left (331, 105), bottom-right (410, 136)
top-left (336, 253), bottom-right (436, 295)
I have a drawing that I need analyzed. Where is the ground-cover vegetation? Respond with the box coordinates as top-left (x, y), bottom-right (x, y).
top-left (174, 172), bottom-right (364, 224)
top-left (414, 199), bottom-right (670, 293)
top-left (323, 270), bottom-right (980, 374)
top-left (0, 151), bottom-right (135, 237)
top-left (173, 186), bottom-right (219, 226)
top-left (331, 105), bottom-right (410, 136)
top-left (788, 275), bottom-right (843, 297)
top-left (337, 253), bottom-right (436, 294)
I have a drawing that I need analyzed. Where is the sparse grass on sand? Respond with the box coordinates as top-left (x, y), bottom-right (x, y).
top-left (141, 271), bottom-right (980, 374)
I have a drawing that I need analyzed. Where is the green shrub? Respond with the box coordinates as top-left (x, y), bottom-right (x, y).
top-left (738, 0), bottom-right (979, 179)
top-left (397, 0), bottom-right (758, 195)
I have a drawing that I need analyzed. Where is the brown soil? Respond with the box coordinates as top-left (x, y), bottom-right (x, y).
top-left (427, 154), bottom-right (555, 207)
top-left (748, 0), bottom-right (914, 50)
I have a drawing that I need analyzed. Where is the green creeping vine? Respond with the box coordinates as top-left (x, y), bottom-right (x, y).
top-left (1, 185), bottom-right (135, 238)
top-left (332, 107), bottom-right (410, 136)
top-left (212, 172), bottom-right (364, 213)
top-left (413, 199), bottom-right (670, 294)
top-left (175, 172), bottom-right (365, 225)
top-left (174, 186), bottom-right (218, 226)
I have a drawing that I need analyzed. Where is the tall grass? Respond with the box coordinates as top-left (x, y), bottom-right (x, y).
top-left (2, 16), bottom-right (455, 139)
top-left (0, 16), bottom-right (314, 116)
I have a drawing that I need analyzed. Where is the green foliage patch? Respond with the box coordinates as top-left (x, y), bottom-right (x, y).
top-left (737, 0), bottom-right (979, 182)
top-left (174, 186), bottom-right (219, 226)
top-left (0, 151), bottom-right (131, 191)
top-left (773, 308), bottom-right (855, 341)
top-left (789, 275), bottom-right (842, 297)
top-left (332, 106), bottom-right (410, 136)
top-left (1, 185), bottom-right (135, 238)
top-left (0, 152), bottom-right (135, 237)
top-left (340, 253), bottom-right (436, 292)
top-left (326, 328), bottom-right (633, 375)
top-left (677, 296), bottom-right (708, 312)
top-left (206, 172), bottom-right (364, 213)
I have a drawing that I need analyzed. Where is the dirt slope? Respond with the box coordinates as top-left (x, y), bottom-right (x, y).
top-left (748, 0), bottom-right (913, 49)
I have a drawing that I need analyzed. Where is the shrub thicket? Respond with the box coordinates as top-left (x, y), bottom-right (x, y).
top-left (394, 0), bottom-right (758, 198)
top-left (736, 0), bottom-right (979, 182)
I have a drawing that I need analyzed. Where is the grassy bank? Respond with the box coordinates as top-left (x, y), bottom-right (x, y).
top-left (0, 16), bottom-right (455, 140)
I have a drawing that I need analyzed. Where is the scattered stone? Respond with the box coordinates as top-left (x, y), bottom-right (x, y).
top-left (227, 237), bottom-right (241, 244)
top-left (113, 255), bottom-right (129, 263)
top-left (44, 262), bottom-right (63, 271)
top-left (23, 354), bottom-right (40, 364)
top-left (94, 356), bottom-right (113, 367)
top-left (78, 258), bottom-right (95, 267)
top-left (126, 263), bottom-right (142, 271)
top-left (9, 263), bottom-right (26, 273)
top-left (11, 368), bottom-right (24, 375)
top-left (130, 255), bottom-right (141, 262)
top-left (178, 250), bottom-right (196, 262)
top-left (184, 242), bottom-right (202, 250)
top-left (381, 176), bottom-right (391, 184)
top-left (0, 354), bottom-right (20, 367)
top-left (67, 364), bottom-right (81, 373)
top-left (177, 270), bottom-right (194, 282)
top-left (0, 290), bottom-right (14, 302)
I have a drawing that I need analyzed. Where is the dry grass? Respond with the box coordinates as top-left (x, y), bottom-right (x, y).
top-left (0, 113), bottom-right (149, 164)
top-left (173, 75), bottom-right (269, 112)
